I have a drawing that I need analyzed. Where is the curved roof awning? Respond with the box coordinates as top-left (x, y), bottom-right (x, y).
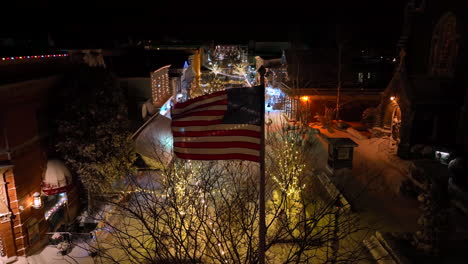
top-left (42, 160), bottom-right (73, 195)
top-left (133, 113), bottom-right (173, 168)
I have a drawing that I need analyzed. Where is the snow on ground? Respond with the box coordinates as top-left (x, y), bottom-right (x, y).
top-left (1, 242), bottom-right (94, 264)
top-left (26, 243), bottom-right (94, 264)
top-left (308, 122), bottom-right (420, 232)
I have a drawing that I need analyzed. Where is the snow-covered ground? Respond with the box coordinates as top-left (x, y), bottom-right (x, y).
top-left (1, 242), bottom-right (94, 264)
top-left (307, 122), bottom-right (420, 232)
top-left (26, 243), bottom-right (94, 264)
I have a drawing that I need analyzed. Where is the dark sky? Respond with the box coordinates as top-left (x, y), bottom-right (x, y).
top-left (2, 1), bottom-right (407, 49)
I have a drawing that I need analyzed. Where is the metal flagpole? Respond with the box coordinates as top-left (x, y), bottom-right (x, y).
top-left (258, 66), bottom-right (266, 264)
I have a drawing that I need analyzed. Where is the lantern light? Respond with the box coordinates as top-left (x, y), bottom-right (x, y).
top-left (390, 96), bottom-right (396, 101)
top-left (300, 96), bottom-right (309, 102)
top-left (32, 192), bottom-right (42, 209)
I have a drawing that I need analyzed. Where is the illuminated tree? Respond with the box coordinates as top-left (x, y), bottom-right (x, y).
top-left (73, 52), bottom-right (375, 264)
top-left (79, 123), bottom-right (375, 264)
top-left (84, 158), bottom-right (261, 264)
top-left (200, 45), bottom-right (255, 96)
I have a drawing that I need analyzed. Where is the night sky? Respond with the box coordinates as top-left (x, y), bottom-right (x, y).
top-left (2, 1), bottom-right (407, 50)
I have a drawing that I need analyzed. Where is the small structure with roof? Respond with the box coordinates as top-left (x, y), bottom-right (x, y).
top-left (326, 137), bottom-right (358, 174)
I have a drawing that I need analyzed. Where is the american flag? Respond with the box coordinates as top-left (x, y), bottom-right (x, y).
top-left (171, 85), bottom-right (263, 162)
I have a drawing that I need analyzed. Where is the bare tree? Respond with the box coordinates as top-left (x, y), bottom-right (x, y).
top-left (75, 122), bottom-right (377, 264)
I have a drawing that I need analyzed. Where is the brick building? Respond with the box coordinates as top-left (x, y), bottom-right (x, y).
top-left (374, 0), bottom-right (468, 158)
top-left (0, 55), bottom-right (78, 261)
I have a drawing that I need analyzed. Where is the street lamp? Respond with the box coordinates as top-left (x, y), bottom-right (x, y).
top-left (300, 96), bottom-right (311, 125)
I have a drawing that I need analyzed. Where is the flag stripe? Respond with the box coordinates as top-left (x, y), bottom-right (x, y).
top-left (172, 130), bottom-right (261, 138)
top-left (174, 152), bottom-right (260, 162)
top-left (172, 119), bottom-right (223, 127)
top-left (174, 141), bottom-right (260, 150)
top-left (174, 115), bottom-right (224, 121)
top-left (173, 90), bottom-right (227, 109)
top-left (172, 94), bottom-right (227, 114)
top-left (172, 108), bottom-right (227, 119)
top-left (174, 147), bottom-right (259, 156)
top-left (174, 136), bottom-right (260, 144)
top-left (172, 100), bottom-right (228, 117)
top-left (171, 86), bottom-right (263, 162)
top-left (172, 124), bottom-right (260, 132)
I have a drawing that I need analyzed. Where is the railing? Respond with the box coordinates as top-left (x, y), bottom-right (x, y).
top-left (316, 172), bottom-right (352, 213)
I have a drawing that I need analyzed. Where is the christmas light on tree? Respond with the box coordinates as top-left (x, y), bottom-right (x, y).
top-left (272, 139), bottom-right (306, 198)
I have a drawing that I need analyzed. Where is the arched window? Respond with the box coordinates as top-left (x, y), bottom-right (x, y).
top-left (429, 13), bottom-right (458, 77)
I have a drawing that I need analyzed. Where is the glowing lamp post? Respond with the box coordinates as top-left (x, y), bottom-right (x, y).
top-left (32, 192), bottom-right (42, 209)
top-left (300, 96), bottom-right (311, 124)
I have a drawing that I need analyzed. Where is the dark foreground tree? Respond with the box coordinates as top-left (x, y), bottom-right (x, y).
top-left (54, 67), bottom-right (136, 201)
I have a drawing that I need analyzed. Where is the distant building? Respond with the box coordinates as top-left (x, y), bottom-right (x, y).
top-left (263, 48), bottom-right (394, 123)
top-left (109, 49), bottom-right (187, 129)
top-left (151, 65), bottom-right (171, 107)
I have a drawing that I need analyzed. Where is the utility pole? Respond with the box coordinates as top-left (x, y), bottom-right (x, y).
top-left (331, 207), bottom-right (340, 264)
top-left (335, 23), bottom-right (345, 121)
top-left (258, 66), bottom-right (267, 264)
top-left (336, 43), bottom-right (342, 121)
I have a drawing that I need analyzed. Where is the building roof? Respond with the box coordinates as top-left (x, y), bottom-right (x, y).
top-left (283, 49), bottom-right (394, 90)
top-left (0, 56), bottom-right (72, 85)
top-left (0, 161), bottom-right (13, 171)
top-left (327, 137), bottom-right (359, 147)
top-left (132, 113), bottom-right (173, 167)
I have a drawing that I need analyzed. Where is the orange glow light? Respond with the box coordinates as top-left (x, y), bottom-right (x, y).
top-left (300, 96), bottom-right (309, 102)
top-left (390, 96), bottom-right (395, 101)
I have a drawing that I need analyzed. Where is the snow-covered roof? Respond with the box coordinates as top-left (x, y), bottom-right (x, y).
top-left (133, 113), bottom-right (173, 167)
top-left (327, 137), bottom-right (358, 147)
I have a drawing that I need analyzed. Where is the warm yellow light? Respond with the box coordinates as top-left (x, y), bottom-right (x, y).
top-left (300, 96), bottom-right (309, 102)
top-left (390, 96), bottom-right (395, 101)
top-left (32, 192), bottom-right (42, 209)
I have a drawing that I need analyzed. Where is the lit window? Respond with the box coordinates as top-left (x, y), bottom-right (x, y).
top-left (367, 72), bottom-right (371, 79)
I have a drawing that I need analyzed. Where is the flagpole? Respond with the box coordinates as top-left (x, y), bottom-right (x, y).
top-left (258, 66), bottom-right (266, 264)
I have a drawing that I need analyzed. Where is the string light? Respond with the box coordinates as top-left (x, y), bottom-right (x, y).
top-left (45, 193), bottom-right (68, 220)
top-left (272, 139), bottom-right (306, 197)
top-left (200, 45), bottom-right (254, 95)
top-left (1, 53), bottom-right (68, 61)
